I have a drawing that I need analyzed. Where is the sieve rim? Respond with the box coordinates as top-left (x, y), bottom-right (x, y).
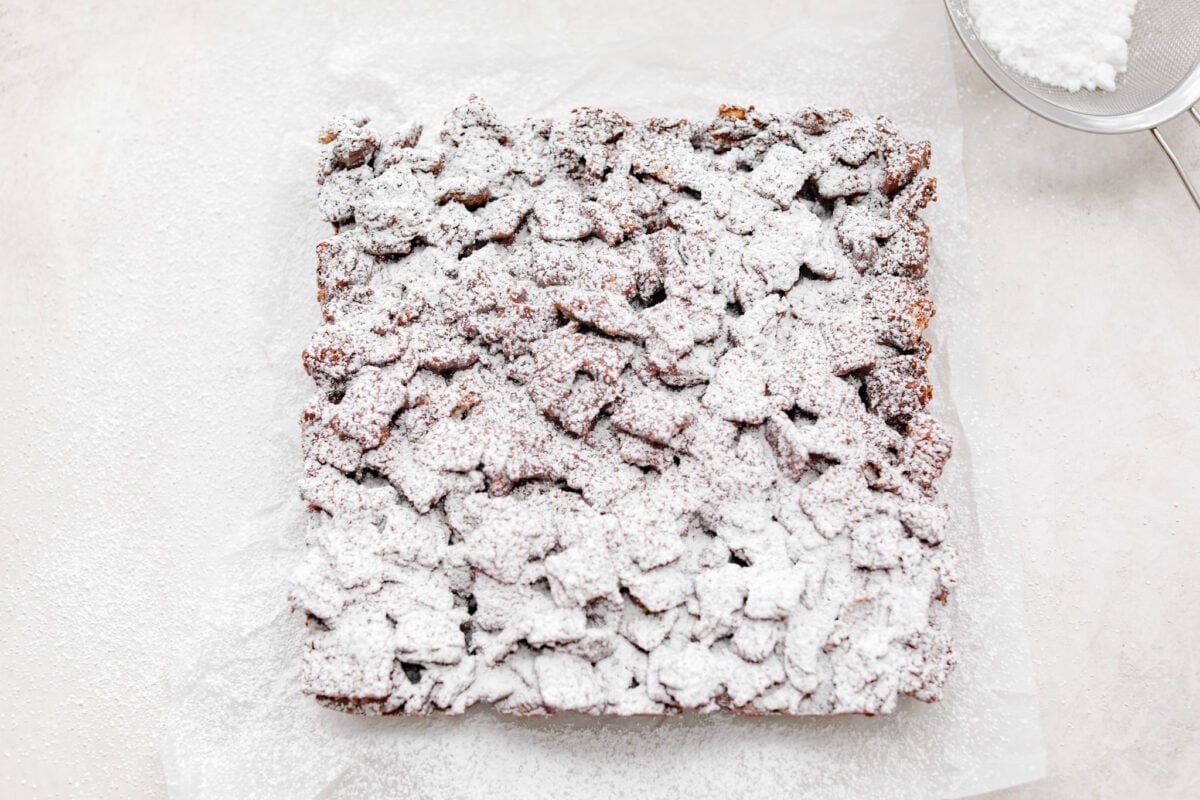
top-left (944, 0), bottom-right (1200, 134)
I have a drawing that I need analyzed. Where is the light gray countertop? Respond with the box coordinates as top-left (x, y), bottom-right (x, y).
top-left (2, 3), bottom-right (1197, 797)
top-left (951, 41), bottom-right (1200, 798)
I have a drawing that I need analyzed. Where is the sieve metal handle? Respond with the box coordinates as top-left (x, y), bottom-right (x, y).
top-left (1150, 108), bottom-right (1200, 212)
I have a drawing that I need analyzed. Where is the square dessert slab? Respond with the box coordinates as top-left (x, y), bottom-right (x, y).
top-left (292, 99), bottom-right (955, 716)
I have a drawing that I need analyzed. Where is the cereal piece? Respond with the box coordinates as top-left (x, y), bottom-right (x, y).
top-left (647, 639), bottom-right (724, 709)
top-left (694, 104), bottom-right (771, 153)
top-left (434, 142), bottom-right (502, 208)
top-left (532, 184), bottom-right (593, 241)
top-left (817, 163), bottom-right (875, 200)
top-left (792, 106), bottom-right (853, 136)
top-left (301, 396), bottom-right (364, 474)
top-left (742, 207), bottom-right (826, 287)
top-left (880, 134), bottom-right (932, 197)
top-left (328, 365), bottom-right (408, 448)
top-left (800, 464), bottom-right (874, 539)
top-left (750, 143), bottom-right (815, 209)
top-left (317, 165), bottom-right (371, 224)
top-left (549, 106), bottom-right (631, 180)
top-left (474, 193), bottom-right (532, 243)
top-left (535, 652), bottom-right (604, 712)
top-left (865, 355), bottom-right (933, 424)
top-left (364, 434), bottom-right (479, 514)
top-left (763, 413), bottom-right (809, 481)
top-left (545, 535), bottom-right (619, 607)
top-left (864, 276), bottom-right (935, 351)
top-left (548, 286), bottom-right (649, 339)
top-left (302, 607), bottom-right (394, 703)
top-left (629, 118), bottom-right (703, 189)
top-left (899, 500), bottom-right (949, 545)
top-left (824, 310), bottom-right (877, 376)
top-left (617, 435), bottom-right (674, 471)
top-left (731, 618), bottom-right (783, 663)
top-left (837, 206), bottom-right (899, 274)
top-left (610, 389), bottom-right (694, 445)
top-left (898, 413), bottom-right (953, 496)
top-left (619, 601), bottom-right (680, 652)
top-left (624, 562), bottom-right (692, 613)
top-left (702, 347), bottom-right (774, 424)
top-left (693, 564), bottom-right (748, 639)
top-left (826, 120), bottom-right (880, 167)
top-left (878, 215), bottom-right (933, 279)
top-left (849, 515), bottom-right (907, 570)
top-left (315, 234), bottom-right (378, 315)
top-left (526, 325), bottom-right (632, 435)
top-left (723, 651), bottom-right (787, 707)
top-left (293, 101), bottom-right (955, 717)
top-left (320, 115), bottom-right (379, 171)
top-left (581, 177), bottom-right (657, 245)
top-left (743, 565), bottom-right (806, 620)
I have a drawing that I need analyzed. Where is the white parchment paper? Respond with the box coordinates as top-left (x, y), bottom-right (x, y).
top-left (162, 1), bottom-right (1046, 796)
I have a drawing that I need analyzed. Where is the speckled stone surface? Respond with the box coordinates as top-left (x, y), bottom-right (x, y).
top-left (2, 1), bottom-right (1197, 798)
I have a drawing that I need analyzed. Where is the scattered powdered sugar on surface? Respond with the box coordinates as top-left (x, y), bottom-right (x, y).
top-left (291, 99), bottom-right (958, 716)
top-left (969, 0), bottom-right (1138, 92)
top-left (7, 2), bottom-right (1049, 796)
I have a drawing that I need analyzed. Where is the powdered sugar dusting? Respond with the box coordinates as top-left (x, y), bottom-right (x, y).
top-left (291, 99), bottom-right (957, 716)
top-left (5, 2), bottom-right (1050, 796)
top-left (969, 0), bottom-right (1138, 92)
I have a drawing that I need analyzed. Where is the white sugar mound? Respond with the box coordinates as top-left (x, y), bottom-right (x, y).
top-left (969, 0), bottom-right (1138, 92)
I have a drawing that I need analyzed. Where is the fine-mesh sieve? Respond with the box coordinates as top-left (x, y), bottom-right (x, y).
top-left (944, 0), bottom-right (1200, 210)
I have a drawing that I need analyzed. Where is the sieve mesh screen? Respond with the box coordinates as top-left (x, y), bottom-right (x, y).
top-left (946, 0), bottom-right (1200, 118)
